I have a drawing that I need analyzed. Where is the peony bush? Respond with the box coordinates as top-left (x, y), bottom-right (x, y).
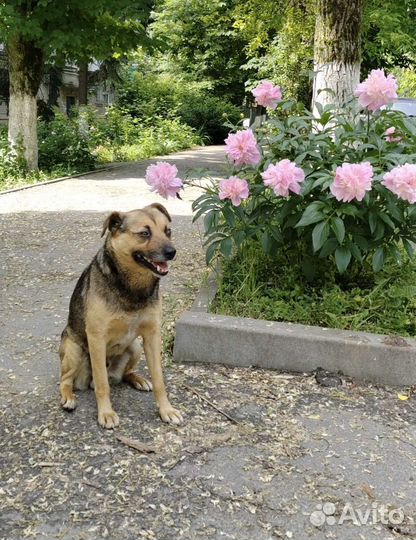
top-left (145, 71), bottom-right (416, 276)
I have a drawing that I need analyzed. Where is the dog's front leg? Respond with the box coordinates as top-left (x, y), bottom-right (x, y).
top-left (87, 332), bottom-right (119, 429)
top-left (142, 325), bottom-right (183, 425)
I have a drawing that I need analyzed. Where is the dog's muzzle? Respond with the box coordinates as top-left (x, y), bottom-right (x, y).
top-left (133, 249), bottom-right (175, 276)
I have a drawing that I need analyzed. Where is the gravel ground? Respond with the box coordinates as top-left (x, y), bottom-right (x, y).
top-left (1, 146), bottom-right (416, 540)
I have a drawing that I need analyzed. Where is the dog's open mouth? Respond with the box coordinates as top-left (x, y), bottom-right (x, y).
top-left (133, 252), bottom-right (169, 276)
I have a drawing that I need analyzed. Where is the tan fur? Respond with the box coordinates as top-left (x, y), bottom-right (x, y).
top-left (59, 204), bottom-right (183, 428)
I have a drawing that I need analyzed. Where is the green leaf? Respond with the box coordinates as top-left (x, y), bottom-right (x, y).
top-left (203, 211), bottom-right (217, 233)
top-left (372, 247), bottom-right (385, 272)
top-left (403, 238), bottom-right (415, 259)
top-left (408, 205), bottom-right (416, 219)
top-left (222, 205), bottom-right (235, 227)
top-left (379, 213), bottom-right (395, 230)
top-left (354, 235), bottom-right (369, 251)
top-left (331, 217), bottom-right (345, 244)
top-left (319, 237), bottom-right (338, 257)
top-left (312, 221), bottom-right (329, 252)
top-left (220, 237), bottom-right (233, 258)
top-left (296, 203), bottom-right (325, 228)
top-left (335, 246), bottom-right (351, 273)
top-left (369, 212), bottom-right (377, 234)
top-left (350, 243), bottom-right (362, 263)
top-left (234, 230), bottom-right (245, 247)
top-left (269, 227), bottom-right (283, 244)
top-left (205, 241), bottom-right (219, 265)
top-left (193, 203), bottom-right (218, 223)
top-left (339, 205), bottom-right (359, 217)
top-left (374, 220), bottom-right (385, 241)
top-left (386, 202), bottom-right (402, 221)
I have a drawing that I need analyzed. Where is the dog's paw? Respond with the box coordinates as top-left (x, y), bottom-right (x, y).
top-left (124, 372), bottom-right (152, 392)
top-left (98, 410), bottom-right (120, 429)
top-left (159, 406), bottom-right (183, 425)
top-left (133, 377), bottom-right (152, 392)
top-left (61, 395), bottom-right (77, 411)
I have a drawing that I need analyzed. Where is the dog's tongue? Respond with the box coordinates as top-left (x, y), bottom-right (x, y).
top-left (155, 261), bottom-right (168, 274)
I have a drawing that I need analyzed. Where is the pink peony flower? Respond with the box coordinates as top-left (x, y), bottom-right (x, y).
top-left (225, 129), bottom-right (261, 167)
top-left (252, 80), bottom-right (282, 109)
top-left (261, 159), bottom-right (305, 197)
top-left (218, 176), bottom-right (250, 206)
top-left (384, 126), bottom-right (402, 143)
top-left (330, 162), bottom-right (374, 202)
top-left (382, 164), bottom-right (416, 204)
top-left (354, 69), bottom-right (398, 112)
top-left (145, 161), bottom-right (183, 199)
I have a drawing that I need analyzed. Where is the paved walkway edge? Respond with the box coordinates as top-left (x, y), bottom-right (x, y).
top-left (0, 164), bottom-right (127, 196)
top-left (174, 275), bottom-right (416, 386)
top-left (0, 145), bottom-right (206, 196)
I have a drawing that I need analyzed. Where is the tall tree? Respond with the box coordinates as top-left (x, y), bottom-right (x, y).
top-left (151, 0), bottom-right (249, 104)
top-left (312, 0), bottom-right (366, 112)
top-left (0, 1), bottom-right (152, 170)
top-left (362, 0), bottom-right (416, 72)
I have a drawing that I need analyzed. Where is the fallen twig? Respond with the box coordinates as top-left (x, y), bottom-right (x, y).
top-left (361, 483), bottom-right (375, 500)
top-left (35, 462), bottom-right (64, 467)
top-left (115, 435), bottom-right (157, 454)
top-left (183, 384), bottom-right (239, 424)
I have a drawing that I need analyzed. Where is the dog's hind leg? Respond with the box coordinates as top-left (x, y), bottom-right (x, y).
top-left (122, 339), bottom-right (152, 392)
top-left (59, 334), bottom-right (87, 410)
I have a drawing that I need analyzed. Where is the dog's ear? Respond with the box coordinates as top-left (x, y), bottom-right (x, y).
top-left (150, 203), bottom-right (171, 222)
top-left (101, 212), bottom-right (124, 237)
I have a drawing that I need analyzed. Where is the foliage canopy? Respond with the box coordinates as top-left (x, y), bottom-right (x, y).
top-left (0, 1), bottom-right (152, 63)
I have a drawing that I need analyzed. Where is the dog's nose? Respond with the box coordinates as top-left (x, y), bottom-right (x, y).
top-left (164, 246), bottom-right (176, 260)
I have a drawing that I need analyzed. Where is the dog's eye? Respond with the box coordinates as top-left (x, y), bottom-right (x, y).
top-left (165, 228), bottom-right (172, 238)
top-left (138, 230), bottom-right (151, 238)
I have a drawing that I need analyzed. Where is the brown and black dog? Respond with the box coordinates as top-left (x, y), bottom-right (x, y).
top-left (59, 203), bottom-right (183, 428)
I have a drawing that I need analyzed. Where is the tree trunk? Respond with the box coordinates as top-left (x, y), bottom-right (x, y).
top-left (78, 62), bottom-right (88, 105)
top-left (312, 0), bottom-right (365, 115)
top-left (7, 35), bottom-right (43, 171)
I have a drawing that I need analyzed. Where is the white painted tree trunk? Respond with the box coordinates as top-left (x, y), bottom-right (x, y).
top-left (312, 0), bottom-right (365, 117)
top-left (8, 92), bottom-right (38, 170)
top-left (312, 61), bottom-right (360, 116)
top-left (7, 35), bottom-right (43, 171)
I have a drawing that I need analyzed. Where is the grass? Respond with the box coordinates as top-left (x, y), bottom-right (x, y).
top-left (0, 166), bottom-right (87, 191)
top-left (213, 245), bottom-right (416, 337)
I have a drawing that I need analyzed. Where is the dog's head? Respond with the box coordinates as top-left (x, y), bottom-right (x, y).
top-left (101, 203), bottom-right (175, 277)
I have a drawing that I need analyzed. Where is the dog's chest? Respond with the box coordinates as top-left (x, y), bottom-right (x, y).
top-left (106, 313), bottom-right (146, 355)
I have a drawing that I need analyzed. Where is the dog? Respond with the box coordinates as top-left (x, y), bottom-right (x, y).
top-left (59, 203), bottom-right (183, 428)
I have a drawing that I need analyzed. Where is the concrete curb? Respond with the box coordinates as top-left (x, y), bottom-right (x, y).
top-left (173, 275), bottom-right (416, 386)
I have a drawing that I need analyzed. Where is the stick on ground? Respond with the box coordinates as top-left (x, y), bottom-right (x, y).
top-left (183, 384), bottom-right (239, 424)
top-left (116, 435), bottom-right (157, 453)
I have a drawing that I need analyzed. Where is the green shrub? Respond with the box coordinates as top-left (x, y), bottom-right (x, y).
top-left (93, 117), bottom-right (201, 164)
top-left (0, 128), bottom-right (26, 180)
top-left (117, 72), bottom-right (241, 143)
top-left (393, 68), bottom-right (416, 98)
top-left (176, 94), bottom-right (241, 143)
top-left (38, 112), bottom-right (96, 172)
top-left (81, 106), bottom-right (139, 147)
top-left (0, 127), bottom-right (52, 190)
top-left (117, 73), bottom-right (179, 120)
